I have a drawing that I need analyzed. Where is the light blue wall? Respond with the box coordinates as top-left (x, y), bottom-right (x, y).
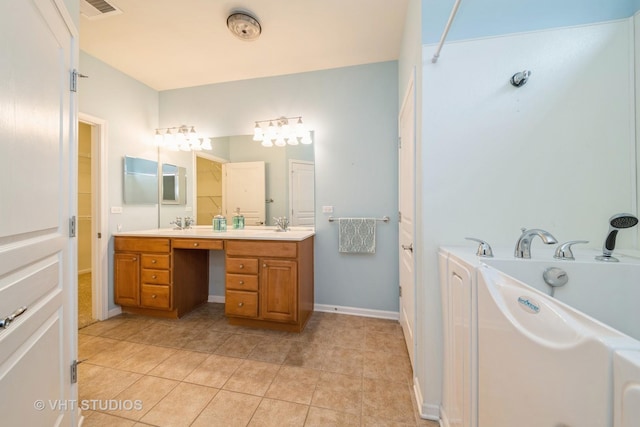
top-left (422, 0), bottom-right (637, 43)
top-left (160, 62), bottom-right (400, 312)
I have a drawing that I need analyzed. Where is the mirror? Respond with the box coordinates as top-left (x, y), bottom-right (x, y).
top-left (123, 155), bottom-right (158, 205)
top-left (158, 134), bottom-right (315, 227)
top-left (161, 163), bottom-right (187, 205)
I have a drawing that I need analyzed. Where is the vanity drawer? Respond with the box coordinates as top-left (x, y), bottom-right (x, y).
top-left (141, 284), bottom-right (171, 309)
top-left (115, 237), bottom-right (170, 253)
top-left (225, 240), bottom-right (297, 258)
top-left (141, 269), bottom-right (171, 285)
top-left (141, 254), bottom-right (170, 269)
top-left (225, 290), bottom-right (258, 318)
top-left (226, 257), bottom-right (259, 274)
top-left (172, 238), bottom-right (224, 250)
top-left (226, 274), bottom-right (259, 291)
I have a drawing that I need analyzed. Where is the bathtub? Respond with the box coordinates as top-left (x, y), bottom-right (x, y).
top-left (439, 247), bottom-right (640, 427)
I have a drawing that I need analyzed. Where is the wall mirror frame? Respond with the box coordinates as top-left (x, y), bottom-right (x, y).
top-left (161, 163), bottom-right (187, 205)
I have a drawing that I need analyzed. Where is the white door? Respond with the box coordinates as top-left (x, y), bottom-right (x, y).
top-left (0, 0), bottom-right (77, 426)
top-left (399, 74), bottom-right (416, 366)
top-left (223, 161), bottom-right (266, 225)
top-left (289, 160), bottom-right (315, 226)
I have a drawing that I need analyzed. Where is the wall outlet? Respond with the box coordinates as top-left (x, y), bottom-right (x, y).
top-left (322, 206), bottom-right (334, 214)
top-left (117, 224), bottom-right (122, 232)
top-left (185, 206), bottom-right (193, 212)
top-left (111, 206), bottom-right (123, 214)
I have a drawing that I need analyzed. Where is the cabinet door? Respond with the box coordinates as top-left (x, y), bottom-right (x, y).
top-left (114, 253), bottom-right (140, 306)
top-left (260, 259), bottom-right (297, 322)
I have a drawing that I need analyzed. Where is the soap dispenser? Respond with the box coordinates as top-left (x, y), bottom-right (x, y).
top-left (212, 209), bottom-right (227, 232)
top-left (232, 207), bottom-right (245, 230)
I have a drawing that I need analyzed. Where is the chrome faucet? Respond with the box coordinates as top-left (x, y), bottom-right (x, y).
top-left (183, 216), bottom-right (194, 229)
top-left (514, 228), bottom-right (558, 259)
top-left (273, 216), bottom-right (289, 232)
top-left (170, 216), bottom-right (184, 230)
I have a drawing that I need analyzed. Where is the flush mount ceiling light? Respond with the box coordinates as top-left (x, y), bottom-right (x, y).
top-left (227, 11), bottom-right (261, 41)
top-left (253, 116), bottom-right (312, 148)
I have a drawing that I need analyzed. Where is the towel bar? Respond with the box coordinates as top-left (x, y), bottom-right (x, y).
top-left (328, 216), bottom-right (390, 223)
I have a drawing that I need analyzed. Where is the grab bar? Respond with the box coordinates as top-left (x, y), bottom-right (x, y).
top-left (328, 216), bottom-right (390, 223)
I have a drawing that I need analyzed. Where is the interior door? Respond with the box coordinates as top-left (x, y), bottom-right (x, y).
top-left (0, 0), bottom-right (77, 426)
top-left (289, 160), bottom-right (315, 226)
top-left (399, 75), bottom-right (416, 367)
top-left (223, 161), bottom-right (266, 225)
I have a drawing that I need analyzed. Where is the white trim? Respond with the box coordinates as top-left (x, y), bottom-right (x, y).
top-left (79, 112), bottom-right (109, 321)
top-left (208, 295), bottom-right (225, 303)
top-left (414, 376), bottom-right (442, 422)
top-left (314, 304), bottom-right (399, 320)
top-left (107, 306), bottom-right (122, 318)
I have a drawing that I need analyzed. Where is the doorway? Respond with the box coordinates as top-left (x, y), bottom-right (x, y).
top-left (78, 113), bottom-right (109, 325)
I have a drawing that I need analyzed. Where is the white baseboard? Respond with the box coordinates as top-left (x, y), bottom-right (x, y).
top-left (107, 307), bottom-right (122, 318)
top-left (78, 268), bottom-right (91, 275)
top-left (208, 295), bottom-right (225, 303)
top-left (414, 376), bottom-right (442, 423)
top-left (314, 304), bottom-right (399, 320)
top-left (206, 297), bottom-right (399, 320)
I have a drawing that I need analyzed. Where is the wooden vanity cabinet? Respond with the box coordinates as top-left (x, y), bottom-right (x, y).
top-left (224, 237), bottom-right (314, 332)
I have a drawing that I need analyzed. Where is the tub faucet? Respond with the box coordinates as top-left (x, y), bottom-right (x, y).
top-left (514, 228), bottom-right (558, 259)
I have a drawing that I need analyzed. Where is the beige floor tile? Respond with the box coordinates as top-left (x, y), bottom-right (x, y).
top-left (139, 382), bottom-right (218, 427)
top-left (109, 375), bottom-right (179, 420)
top-left (191, 390), bottom-right (261, 427)
top-left (223, 359), bottom-right (281, 396)
top-left (304, 406), bottom-right (360, 426)
top-left (362, 416), bottom-right (417, 426)
top-left (114, 344), bottom-right (177, 374)
top-left (311, 371), bottom-right (362, 415)
top-left (100, 319), bottom-right (153, 340)
top-left (86, 340), bottom-right (148, 368)
top-left (183, 354), bottom-right (243, 388)
top-left (321, 346), bottom-right (364, 377)
top-left (248, 398), bottom-right (309, 427)
top-left (365, 330), bottom-right (409, 355)
top-left (79, 317), bottom-right (129, 336)
top-left (283, 341), bottom-right (327, 370)
top-left (365, 318), bottom-right (403, 335)
top-left (215, 333), bottom-right (265, 358)
top-left (82, 411), bottom-right (137, 426)
top-left (265, 365), bottom-right (321, 404)
top-left (181, 329), bottom-right (231, 353)
top-left (147, 349), bottom-right (208, 380)
top-left (326, 327), bottom-right (366, 350)
top-left (78, 336), bottom-right (121, 361)
top-left (362, 378), bottom-right (415, 424)
top-left (247, 337), bottom-right (293, 364)
top-left (363, 350), bottom-right (413, 384)
top-left (79, 365), bottom-right (142, 402)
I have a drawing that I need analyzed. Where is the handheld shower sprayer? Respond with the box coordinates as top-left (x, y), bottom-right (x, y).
top-left (510, 70), bottom-right (531, 87)
top-left (595, 213), bottom-right (638, 262)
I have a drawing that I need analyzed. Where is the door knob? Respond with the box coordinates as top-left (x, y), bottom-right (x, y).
top-left (0, 306), bottom-right (27, 329)
top-left (401, 243), bottom-right (413, 252)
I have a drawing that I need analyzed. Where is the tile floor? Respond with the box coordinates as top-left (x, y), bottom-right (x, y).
top-left (78, 303), bottom-right (439, 427)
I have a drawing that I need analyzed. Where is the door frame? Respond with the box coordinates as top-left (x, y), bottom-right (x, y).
top-left (288, 159), bottom-right (315, 226)
top-left (79, 113), bottom-right (109, 321)
top-left (192, 151), bottom-right (228, 224)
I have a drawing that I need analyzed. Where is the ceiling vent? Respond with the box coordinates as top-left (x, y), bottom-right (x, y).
top-left (80, 0), bottom-right (122, 19)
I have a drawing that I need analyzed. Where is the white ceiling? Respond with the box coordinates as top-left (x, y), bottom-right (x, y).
top-left (80, 0), bottom-right (410, 91)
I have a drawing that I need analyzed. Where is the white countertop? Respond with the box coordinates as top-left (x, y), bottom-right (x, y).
top-left (115, 225), bottom-right (315, 241)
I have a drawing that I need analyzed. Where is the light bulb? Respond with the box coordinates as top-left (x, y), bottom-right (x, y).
top-left (253, 123), bottom-right (263, 141)
top-left (266, 121), bottom-right (276, 140)
top-left (287, 136), bottom-right (299, 145)
top-left (261, 139), bottom-right (273, 147)
top-left (154, 129), bottom-right (164, 146)
top-left (301, 131), bottom-right (312, 145)
top-left (296, 117), bottom-right (305, 137)
top-left (275, 135), bottom-right (286, 147)
top-left (202, 138), bottom-right (213, 150)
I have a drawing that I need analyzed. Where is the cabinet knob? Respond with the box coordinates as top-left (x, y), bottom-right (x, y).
top-left (239, 280), bottom-right (244, 285)
top-left (151, 275), bottom-right (157, 279)
top-left (239, 264), bottom-right (244, 269)
top-left (238, 302), bottom-right (244, 307)
top-left (263, 264), bottom-right (267, 268)
top-left (151, 259), bottom-right (157, 263)
top-left (132, 257), bottom-right (137, 261)
top-left (151, 294), bottom-right (157, 299)
top-left (193, 242), bottom-right (199, 247)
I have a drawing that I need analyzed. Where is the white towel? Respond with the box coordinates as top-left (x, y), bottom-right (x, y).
top-left (338, 218), bottom-right (376, 254)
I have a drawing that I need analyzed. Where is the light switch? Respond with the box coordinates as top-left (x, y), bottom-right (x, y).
top-left (111, 206), bottom-right (123, 214)
top-left (322, 206), bottom-right (334, 213)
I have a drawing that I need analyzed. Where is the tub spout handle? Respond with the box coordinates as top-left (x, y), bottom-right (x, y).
top-left (465, 237), bottom-right (494, 258)
top-left (554, 240), bottom-right (589, 261)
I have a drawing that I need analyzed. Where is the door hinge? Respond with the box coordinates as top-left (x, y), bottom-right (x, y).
top-left (69, 216), bottom-right (76, 237)
top-left (97, 232), bottom-right (102, 239)
top-left (399, 286), bottom-right (402, 297)
top-left (70, 360), bottom-right (78, 384)
top-left (70, 69), bottom-right (88, 92)
top-left (398, 136), bottom-right (402, 149)
top-left (398, 211), bottom-right (402, 223)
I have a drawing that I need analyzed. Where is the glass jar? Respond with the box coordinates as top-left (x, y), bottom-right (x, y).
top-left (232, 208), bottom-right (245, 229)
top-left (212, 213), bottom-right (227, 232)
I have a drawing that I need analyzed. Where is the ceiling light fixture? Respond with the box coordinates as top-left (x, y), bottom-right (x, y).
top-left (253, 116), bottom-right (312, 148)
top-left (227, 11), bottom-right (261, 41)
top-left (154, 125), bottom-right (213, 152)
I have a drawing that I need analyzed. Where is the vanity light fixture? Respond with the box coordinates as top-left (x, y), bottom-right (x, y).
top-left (252, 116), bottom-right (312, 148)
top-left (153, 125), bottom-right (213, 151)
